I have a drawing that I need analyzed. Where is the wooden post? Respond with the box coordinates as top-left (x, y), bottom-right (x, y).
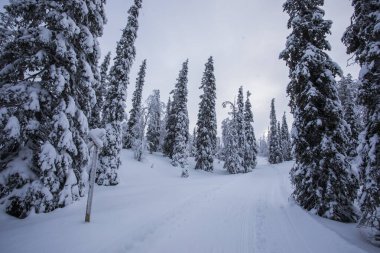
top-left (85, 143), bottom-right (99, 223)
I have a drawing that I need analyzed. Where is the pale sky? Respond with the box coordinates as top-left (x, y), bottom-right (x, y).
top-left (1, 0), bottom-right (360, 138)
top-left (98, 0), bottom-right (359, 138)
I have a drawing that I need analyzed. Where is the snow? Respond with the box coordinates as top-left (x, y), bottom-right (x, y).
top-left (4, 116), bottom-right (20, 138)
top-left (89, 128), bottom-right (106, 148)
top-left (66, 96), bottom-right (76, 116)
top-left (39, 141), bottom-right (57, 172)
top-left (0, 150), bottom-right (378, 253)
top-left (38, 27), bottom-right (52, 43)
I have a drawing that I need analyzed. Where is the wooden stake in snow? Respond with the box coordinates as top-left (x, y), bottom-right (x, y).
top-left (85, 129), bottom-right (105, 223)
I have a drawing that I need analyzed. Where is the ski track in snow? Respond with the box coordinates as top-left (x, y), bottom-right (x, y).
top-left (0, 151), bottom-right (377, 253)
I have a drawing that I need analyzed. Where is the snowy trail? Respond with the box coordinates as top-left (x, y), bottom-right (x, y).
top-left (0, 151), bottom-right (377, 253)
top-left (126, 159), bottom-right (366, 253)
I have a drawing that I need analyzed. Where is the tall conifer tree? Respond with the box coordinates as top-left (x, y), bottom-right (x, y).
top-left (337, 74), bottom-right (360, 158)
top-left (280, 0), bottom-right (357, 222)
top-left (97, 0), bottom-right (142, 186)
top-left (222, 101), bottom-right (244, 174)
top-left (281, 112), bottom-right (292, 161)
top-left (243, 91), bottom-right (257, 171)
top-left (146, 90), bottom-right (162, 153)
top-left (91, 52), bottom-right (111, 128)
top-left (343, 0), bottom-right (380, 234)
top-left (162, 97), bottom-right (174, 156)
top-left (268, 99), bottom-right (283, 164)
top-left (236, 86), bottom-right (246, 172)
top-left (195, 56), bottom-right (217, 172)
top-left (124, 59), bottom-right (147, 148)
top-left (171, 60), bottom-right (190, 177)
top-left (0, 0), bottom-right (106, 218)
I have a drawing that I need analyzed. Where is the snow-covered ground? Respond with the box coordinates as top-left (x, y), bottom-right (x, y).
top-left (0, 150), bottom-right (378, 253)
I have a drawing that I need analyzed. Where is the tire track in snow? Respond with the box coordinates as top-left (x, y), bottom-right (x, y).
top-left (118, 175), bottom-right (243, 253)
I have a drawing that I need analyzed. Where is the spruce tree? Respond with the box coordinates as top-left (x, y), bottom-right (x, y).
top-left (224, 121), bottom-right (242, 174)
top-left (236, 86), bottom-right (246, 172)
top-left (337, 74), bottom-right (360, 158)
top-left (146, 90), bottom-right (161, 153)
top-left (343, 0), bottom-right (380, 234)
top-left (125, 59), bottom-right (147, 148)
top-left (171, 60), bottom-right (190, 176)
top-left (243, 91), bottom-right (257, 171)
top-left (0, 0), bottom-right (106, 218)
top-left (281, 112), bottom-right (292, 161)
top-left (222, 101), bottom-right (244, 174)
top-left (268, 99), bottom-right (283, 164)
top-left (91, 52), bottom-right (111, 128)
top-left (132, 107), bottom-right (147, 161)
top-left (222, 102), bottom-right (244, 174)
top-left (162, 96), bottom-right (175, 157)
top-left (220, 118), bottom-right (231, 162)
top-left (277, 122), bottom-right (283, 160)
top-left (97, 0), bottom-right (142, 186)
top-left (0, 12), bottom-right (15, 53)
top-left (195, 56), bottom-right (217, 172)
top-left (280, 0), bottom-right (357, 222)
top-left (161, 97), bottom-right (172, 154)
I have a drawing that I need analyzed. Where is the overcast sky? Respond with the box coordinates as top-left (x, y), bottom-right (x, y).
top-left (98, 0), bottom-right (360, 138)
top-left (1, 0), bottom-right (360, 138)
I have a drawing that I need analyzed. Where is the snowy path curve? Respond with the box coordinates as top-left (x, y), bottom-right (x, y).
top-left (0, 151), bottom-right (376, 253)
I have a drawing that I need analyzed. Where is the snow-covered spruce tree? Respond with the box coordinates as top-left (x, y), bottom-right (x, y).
top-left (90, 52), bottom-right (111, 129)
top-left (236, 86), bottom-right (246, 172)
top-left (132, 107), bottom-right (147, 161)
top-left (222, 101), bottom-right (244, 174)
top-left (195, 56), bottom-right (217, 172)
top-left (0, 0), bottom-right (106, 218)
top-left (243, 91), bottom-right (257, 171)
top-left (171, 60), bottom-right (190, 177)
top-left (223, 101), bottom-right (244, 173)
top-left (337, 74), bottom-right (360, 158)
top-left (268, 99), bottom-right (283, 164)
top-left (281, 112), bottom-right (292, 161)
top-left (146, 90), bottom-right (161, 153)
top-left (162, 96), bottom-right (175, 157)
top-left (124, 59), bottom-right (147, 148)
top-left (159, 97), bottom-right (171, 152)
top-left (280, 0), bottom-right (358, 222)
top-left (342, 0), bottom-right (380, 234)
top-left (97, 0), bottom-right (142, 186)
top-left (0, 11), bottom-right (15, 53)
top-left (220, 118), bottom-right (231, 162)
top-left (277, 121), bottom-right (283, 159)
